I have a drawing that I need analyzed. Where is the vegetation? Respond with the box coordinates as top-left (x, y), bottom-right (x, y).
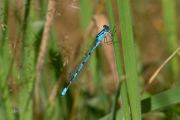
top-left (0, 0), bottom-right (180, 120)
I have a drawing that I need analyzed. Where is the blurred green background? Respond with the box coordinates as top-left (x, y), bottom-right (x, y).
top-left (0, 0), bottom-right (180, 120)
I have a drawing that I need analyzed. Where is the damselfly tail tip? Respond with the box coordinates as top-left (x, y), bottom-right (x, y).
top-left (61, 87), bottom-right (68, 96)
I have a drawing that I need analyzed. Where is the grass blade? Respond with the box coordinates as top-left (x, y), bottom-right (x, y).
top-left (162, 0), bottom-right (179, 82)
top-left (142, 86), bottom-right (180, 113)
top-left (106, 0), bottom-right (129, 120)
top-left (100, 86), bottom-right (180, 119)
top-left (117, 0), bottom-right (141, 119)
top-left (80, 0), bottom-right (92, 32)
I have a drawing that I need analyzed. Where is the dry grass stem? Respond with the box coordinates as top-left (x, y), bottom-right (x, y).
top-left (141, 45), bottom-right (180, 95)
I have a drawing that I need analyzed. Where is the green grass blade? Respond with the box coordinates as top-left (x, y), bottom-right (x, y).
top-left (106, 0), bottom-right (129, 120)
top-left (80, 0), bottom-right (92, 32)
top-left (100, 86), bottom-right (180, 119)
top-left (0, 36), bottom-right (14, 120)
top-left (0, 0), bottom-right (8, 52)
top-left (142, 86), bottom-right (180, 113)
top-left (162, 0), bottom-right (179, 82)
top-left (117, 0), bottom-right (141, 119)
top-left (0, 1), bottom-right (15, 119)
top-left (20, 1), bottom-right (36, 119)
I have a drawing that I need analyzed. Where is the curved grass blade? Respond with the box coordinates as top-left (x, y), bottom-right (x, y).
top-left (100, 86), bottom-right (180, 119)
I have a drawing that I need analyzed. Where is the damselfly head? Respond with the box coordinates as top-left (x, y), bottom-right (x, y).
top-left (103, 25), bottom-right (110, 31)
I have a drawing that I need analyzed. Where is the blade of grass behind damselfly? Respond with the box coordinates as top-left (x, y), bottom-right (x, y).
top-left (80, 0), bottom-right (92, 32)
top-left (79, 0), bottom-right (108, 111)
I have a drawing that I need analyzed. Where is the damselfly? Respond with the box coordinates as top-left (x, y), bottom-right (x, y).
top-left (61, 25), bottom-right (114, 96)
